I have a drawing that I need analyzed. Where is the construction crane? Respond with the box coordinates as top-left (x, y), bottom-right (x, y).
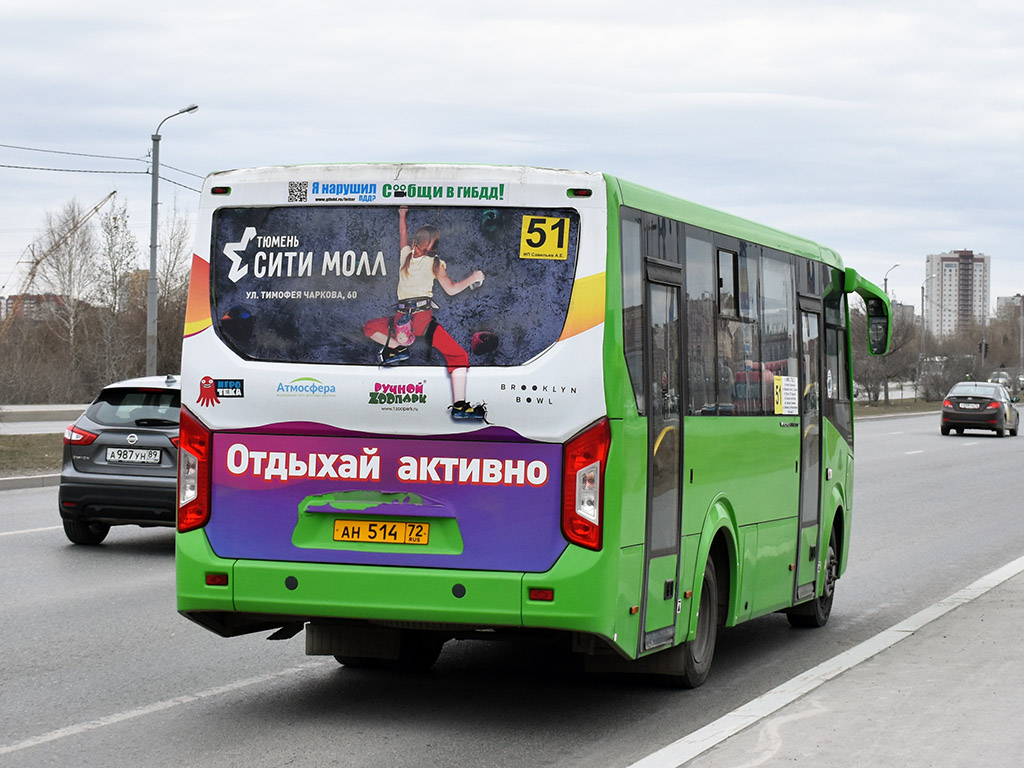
top-left (0, 191), bottom-right (116, 341)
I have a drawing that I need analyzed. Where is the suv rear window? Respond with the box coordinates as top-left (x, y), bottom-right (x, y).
top-left (87, 388), bottom-right (181, 427)
top-left (211, 205), bottom-right (581, 366)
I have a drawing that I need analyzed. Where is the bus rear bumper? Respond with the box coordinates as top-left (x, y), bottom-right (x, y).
top-left (176, 529), bottom-right (630, 649)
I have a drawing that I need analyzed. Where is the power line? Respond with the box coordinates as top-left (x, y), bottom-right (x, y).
top-left (0, 163), bottom-right (200, 192)
top-left (0, 142), bottom-right (144, 163)
top-left (0, 163), bottom-right (146, 175)
top-left (161, 176), bottom-right (201, 193)
top-left (0, 141), bottom-right (205, 179)
top-left (162, 163), bottom-right (204, 180)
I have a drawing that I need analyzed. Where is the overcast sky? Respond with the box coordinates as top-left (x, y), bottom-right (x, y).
top-left (2, 0), bottom-right (1022, 313)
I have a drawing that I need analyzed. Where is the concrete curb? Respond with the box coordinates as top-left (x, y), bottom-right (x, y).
top-left (0, 405), bottom-right (87, 423)
top-left (0, 473), bottom-right (60, 491)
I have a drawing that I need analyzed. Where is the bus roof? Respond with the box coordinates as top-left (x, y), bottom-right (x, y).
top-left (200, 163), bottom-right (842, 270)
top-left (608, 174), bottom-right (843, 269)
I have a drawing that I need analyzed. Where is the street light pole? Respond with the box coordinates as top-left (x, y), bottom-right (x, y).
top-left (918, 273), bottom-right (937, 399)
top-left (884, 262), bottom-right (900, 297)
top-left (147, 104), bottom-right (198, 376)
top-left (879, 263), bottom-right (900, 405)
top-left (1018, 294), bottom-right (1023, 389)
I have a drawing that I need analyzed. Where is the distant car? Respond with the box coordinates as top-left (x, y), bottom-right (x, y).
top-left (987, 370), bottom-right (1013, 389)
top-left (941, 381), bottom-right (1019, 437)
top-left (58, 374), bottom-right (180, 544)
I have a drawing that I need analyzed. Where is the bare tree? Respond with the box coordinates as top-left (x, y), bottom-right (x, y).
top-left (96, 199), bottom-right (140, 314)
top-left (156, 194), bottom-right (196, 374)
top-left (87, 199), bottom-right (146, 383)
top-left (850, 299), bottom-right (916, 402)
top-left (2, 192), bottom-right (194, 402)
top-left (34, 199), bottom-right (100, 352)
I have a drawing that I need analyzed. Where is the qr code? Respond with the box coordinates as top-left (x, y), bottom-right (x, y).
top-left (288, 181), bottom-right (308, 202)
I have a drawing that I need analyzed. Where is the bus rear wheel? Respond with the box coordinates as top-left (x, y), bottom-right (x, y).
top-left (672, 557), bottom-right (719, 688)
top-left (334, 630), bottom-right (445, 672)
top-left (788, 531), bottom-right (838, 628)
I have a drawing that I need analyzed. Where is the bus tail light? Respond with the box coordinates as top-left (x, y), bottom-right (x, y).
top-left (178, 407), bottom-right (212, 532)
top-left (562, 418), bottom-right (610, 551)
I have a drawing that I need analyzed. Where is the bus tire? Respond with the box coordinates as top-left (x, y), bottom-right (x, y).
top-left (788, 530), bottom-right (838, 628)
top-left (63, 519), bottom-right (110, 545)
top-left (674, 557), bottom-right (719, 688)
top-left (333, 655), bottom-right (381, 669)
top-left (335, 631), bottom-right (445, 672)
top-left (394, 631), bottom-right (445, 671)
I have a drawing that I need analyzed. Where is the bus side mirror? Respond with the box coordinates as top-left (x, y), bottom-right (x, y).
top-left (866, 297), bottom-right (889, 356)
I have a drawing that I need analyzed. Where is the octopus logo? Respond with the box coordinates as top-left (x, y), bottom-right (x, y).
top-left (197, 376), bottom-right (221, 408)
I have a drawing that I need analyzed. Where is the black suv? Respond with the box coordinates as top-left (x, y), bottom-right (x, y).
top-left (59, 375), bottom-right (180, 544)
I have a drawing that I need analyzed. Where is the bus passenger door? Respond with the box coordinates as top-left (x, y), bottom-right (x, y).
top-left (796, 304), bottom-right (822, 601)
top-left (641, 280), bottom-right (683, 651)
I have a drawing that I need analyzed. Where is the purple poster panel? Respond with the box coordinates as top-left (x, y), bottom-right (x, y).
top-left (206, 432), bottom-right (567, 572)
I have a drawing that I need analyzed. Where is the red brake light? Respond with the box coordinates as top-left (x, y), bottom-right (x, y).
top-left (177, 407), bottom-right (212, 533)
top-left (942, 400), bottom-right (952, 408)
top-left (63, 424), bottom-right (98, 445)
top-left (986, 401), bottom-right (1000, 410)
top-left (562, 418), bottom-right (610, 551)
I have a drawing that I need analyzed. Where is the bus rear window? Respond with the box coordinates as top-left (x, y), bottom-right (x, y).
top-left (211, 205), bottom-right (581, 366)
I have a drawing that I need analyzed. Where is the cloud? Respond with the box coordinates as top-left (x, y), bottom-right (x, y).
top-left (2, 0), bottom-right (1023, 308)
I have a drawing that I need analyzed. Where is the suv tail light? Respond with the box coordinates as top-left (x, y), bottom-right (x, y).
top-left (178, 407), bottom-right (212, 532)
top-left (63, 424), bottom-right (98, 445)
top-left (562, 419), bottom-right (610, 551)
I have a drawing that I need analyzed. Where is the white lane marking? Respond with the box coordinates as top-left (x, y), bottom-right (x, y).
top-left (0, 661), bottom-right (326, 756)
top-left (628, 553), bottom-right (1024, 768)
top-left (0, 526), bottom-right (61, 537)
top-left (905, 450), bottom-right (924, 455)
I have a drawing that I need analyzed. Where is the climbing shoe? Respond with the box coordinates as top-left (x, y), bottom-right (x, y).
top-left (378, 344), bottom-right (409, 366)
top-left (449, 400), bottom-right (487, 421)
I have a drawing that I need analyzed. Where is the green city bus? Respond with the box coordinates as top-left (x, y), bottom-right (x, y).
top-left (176, 164), bottom-right (891, 687)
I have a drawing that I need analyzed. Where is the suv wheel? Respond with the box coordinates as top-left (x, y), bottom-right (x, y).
top-left (63, 519), bottom-right (111, 545)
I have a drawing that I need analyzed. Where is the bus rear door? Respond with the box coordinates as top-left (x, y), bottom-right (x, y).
top-left (796, 300), bottom-right (823, 600)
top-left (641, 275), bottom-right (683, 651)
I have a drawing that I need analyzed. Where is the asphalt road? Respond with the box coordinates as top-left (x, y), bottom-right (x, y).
top-left (2, 411), bottom-right (1022, 767)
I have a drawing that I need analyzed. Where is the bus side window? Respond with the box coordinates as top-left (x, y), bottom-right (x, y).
top-left (718, 249), bottom-right (736, 316)
top-left (826, 326), bottom-right (852, 441)
top-left (760, 250), bottom-right (797, 410)
top-left (621, 214), bottom-right (645, 414)
top-left (685, 228), bottom-right (715, 415)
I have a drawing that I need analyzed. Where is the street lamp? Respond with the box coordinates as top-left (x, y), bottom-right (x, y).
top-left (884, 263), bottom-right (900, 297)
top-left (147, 103), bottom-right (198, 376)
top-left (918, 273), bottom-right (938, 398)
top-left (1017, 294), bottom-right (1023, 388)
